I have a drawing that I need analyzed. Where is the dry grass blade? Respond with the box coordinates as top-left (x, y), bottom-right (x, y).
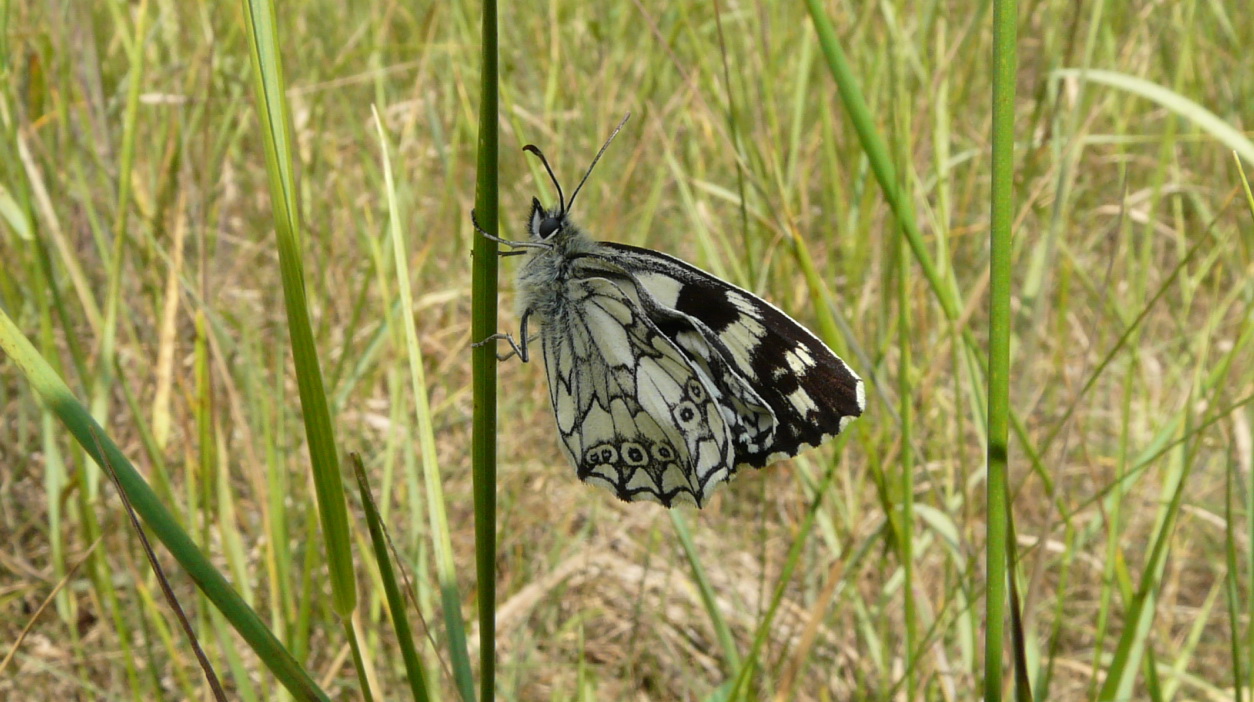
top-left (0, 536), bottom-right (102, 677)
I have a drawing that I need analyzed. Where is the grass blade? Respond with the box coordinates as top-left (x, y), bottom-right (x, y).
top-left (0, 305), bottom-right (329, 700)
top-left (240, 0), bottom-right (356, 618)
top-left (350, 454), bottom-right (431, 702)
top-left (1096, 436), bottom-right (1196, 700)
top-left (803, 0), bottom-right (961, 322)
top-left (671, 511), bottom-right (741, 671)
top-left (374, 106), bottom-right (476, 701)
top-left (92, 427), bottom-right (228, 702)
top-left (1053, 69), bottom-right (1254, 164)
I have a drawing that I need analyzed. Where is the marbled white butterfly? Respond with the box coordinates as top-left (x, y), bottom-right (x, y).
top-left (476, 115), bottom-right (864, 508)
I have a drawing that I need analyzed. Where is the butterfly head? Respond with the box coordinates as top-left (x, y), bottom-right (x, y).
top-left (528, 196), bottom-right (567, 241)
top-left (522, 113), bottom-right (631, 243)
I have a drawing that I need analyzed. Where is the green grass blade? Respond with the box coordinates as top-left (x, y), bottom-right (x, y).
top-left (350, 454), bottom-right (431, 702)
top-left (374, 107), bottom-right (475, 701)
top-left (344, 617), bottom-right (376, 702)
top-left (670, 511), bottom-right (741, 671)
top-left (1236, 153), bottom-right (1254, 702)
top-left (803, 0), bottom-right (961, 322)
top-left (240, 0), bottom-right (356, 618)
top-left (1224, 455), bottom-right (1243, 702)
top-left (1096, 437), bottom-right (1196, 700)
top-left (897, 211), bottom-right (918, 700)
top-left (93, 431), bottom-right (228, 702)
top-left (0, 305), bottom-right (329, 701)
top-left (1053, 69), bottom-right (1254, 164)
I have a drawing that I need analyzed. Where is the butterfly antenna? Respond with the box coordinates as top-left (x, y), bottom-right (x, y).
top-left (522, 144), bottom-right (566, 214)
top-left (566, 113), bottom-right (631, 213)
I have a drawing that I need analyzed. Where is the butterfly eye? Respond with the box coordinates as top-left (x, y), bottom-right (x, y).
top-left (537, 216), bottom-right (562, 239)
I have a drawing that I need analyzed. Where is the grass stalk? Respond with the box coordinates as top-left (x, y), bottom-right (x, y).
top-left (670, 511), bottom-right (741, 671)
top-left (1237, 154), bottom-right (1254, 702)
top-left (897, 205), bottom-right (918, 699)
top-left (985, 0), bottom-right (1018, 699)
top-left (470, 0), bottom-right (501, 699)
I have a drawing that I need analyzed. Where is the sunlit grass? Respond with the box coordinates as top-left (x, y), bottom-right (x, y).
top-left (1, 1), bottom-right (1252, 700)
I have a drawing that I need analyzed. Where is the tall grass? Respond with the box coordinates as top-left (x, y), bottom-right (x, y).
top-left (2, 1), bottom-right (1252, 700)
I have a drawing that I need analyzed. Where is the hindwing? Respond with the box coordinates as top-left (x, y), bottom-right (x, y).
top-left (541, 275), bottom-right (738, 507)
top-left (568, 256), bottom-right (777, 463)
top-left (598, 243), bottom-right (865, 468)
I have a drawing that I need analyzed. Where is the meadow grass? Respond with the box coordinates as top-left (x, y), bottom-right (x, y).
top-left (1, 0), bottom-right (1252, 700)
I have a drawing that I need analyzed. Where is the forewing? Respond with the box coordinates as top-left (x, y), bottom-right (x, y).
top-left (600, 243), bottom-right (865, 467)
top-left (541, 275), bottom-right (735, 507)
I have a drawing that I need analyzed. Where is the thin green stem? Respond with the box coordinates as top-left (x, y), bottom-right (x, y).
top-left (471, 1), bottom-right (500, 700)
top-left (985, 0), bottom-right (1018, 699)
top-left (898, 210), bottom-right (917, 700)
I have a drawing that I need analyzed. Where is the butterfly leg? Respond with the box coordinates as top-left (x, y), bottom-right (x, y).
top-left (470, 209), bottom-right (549, 252)
top-left (473, 309), bottom-right (535, 362)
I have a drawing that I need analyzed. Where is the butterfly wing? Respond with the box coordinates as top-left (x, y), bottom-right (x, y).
top-left (599, 243), bottom-right (865, 468)
top-left (540, 274), bottom-right (736, 507)
top-left (569, 257), bottom-right (778, 463)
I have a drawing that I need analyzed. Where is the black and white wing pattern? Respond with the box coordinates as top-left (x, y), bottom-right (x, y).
top-left (490, 116), bottom-right (863, 508)
top-left (541, 274), bottom-right (737, 507)
top-left (599, 243), bottom-right (865, 469)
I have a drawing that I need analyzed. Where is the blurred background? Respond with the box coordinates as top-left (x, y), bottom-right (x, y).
top-left (1, 0), bottom-right (1251, 699)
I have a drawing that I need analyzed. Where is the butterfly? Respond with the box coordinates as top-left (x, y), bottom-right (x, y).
top-left (475, 115), bottom-right (864, 508)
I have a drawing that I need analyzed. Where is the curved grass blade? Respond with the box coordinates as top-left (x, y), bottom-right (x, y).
top-left (0, 305), bottom-right (329, 701)
top-left (374, 107), bottom-right (475, 701)
top-left (1053, 69), bottom-right (1254, 164)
